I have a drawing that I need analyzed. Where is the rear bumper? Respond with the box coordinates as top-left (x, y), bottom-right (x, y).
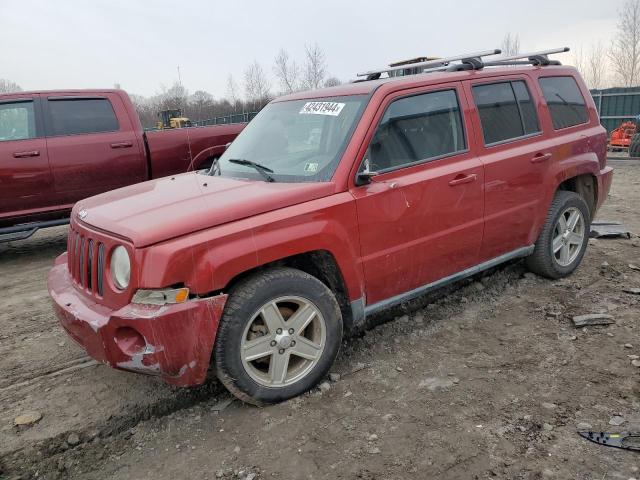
top-left (48, 254), bottom-right (227, 387)
top-left (596, 166), bottom-right (614, 212)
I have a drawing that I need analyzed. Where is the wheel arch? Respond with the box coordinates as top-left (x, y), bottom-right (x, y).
top-left (557, 173), bottom-right (598, 219)
top-left (220, 250), bottom-right (357, 334)
top-left (528, 159), bottom-right (600, 247)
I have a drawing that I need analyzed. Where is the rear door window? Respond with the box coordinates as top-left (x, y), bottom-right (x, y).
top-left (0, 101), bottom-right (37, 141)
top-left (472, 81), bottom-right (540, 145)
top-left (367, 89), bottom-right (466, 172)
top-left (538, 77), bottom-right (588, 129)
top-left (46, 98), bottom-right (119, 136)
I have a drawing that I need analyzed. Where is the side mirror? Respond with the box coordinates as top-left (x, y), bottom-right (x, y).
top-left (355, 170), bottom-right (379, 186)
top-left (355, 154), bottom-right (378, 186)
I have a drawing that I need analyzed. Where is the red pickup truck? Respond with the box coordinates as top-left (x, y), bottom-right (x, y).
top-left (0, 89), bottom-right (244, 241)
top-left (49, 48), bottom-right (613, 405)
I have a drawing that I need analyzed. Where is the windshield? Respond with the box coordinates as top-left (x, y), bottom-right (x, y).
top-left (214, 95), bottom-right (368, 182)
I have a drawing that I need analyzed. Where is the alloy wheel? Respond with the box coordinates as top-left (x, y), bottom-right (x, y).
top-left (240, 296), bottom-right (326, 387)
top-left (552, 206), bottom-right (585, 267)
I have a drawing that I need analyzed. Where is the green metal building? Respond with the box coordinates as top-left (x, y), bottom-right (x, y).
top-left (590, 87), bottom-right (640, 135)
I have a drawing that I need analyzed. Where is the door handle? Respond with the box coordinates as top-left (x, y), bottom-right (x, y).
top-left (110, 141), bottom-right (133, 149)
top-left (448, 173), bottom-right (477, 186)
top-left (13, 150), bottom-right (40, 158)
top-left (531, 152), bottom-right (552, 164)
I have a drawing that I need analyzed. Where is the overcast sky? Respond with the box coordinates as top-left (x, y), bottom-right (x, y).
top-left (0, 0), bottom-right (619, 98)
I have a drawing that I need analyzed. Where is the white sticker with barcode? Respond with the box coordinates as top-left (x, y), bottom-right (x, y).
top-left (299, 102), bottom-right (345, 116)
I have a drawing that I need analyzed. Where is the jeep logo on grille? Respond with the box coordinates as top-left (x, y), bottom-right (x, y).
top-left (78, 209), bottom-right (88, 220)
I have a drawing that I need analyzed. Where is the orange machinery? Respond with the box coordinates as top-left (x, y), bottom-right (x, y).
top-left (608, 121), bottom-right (637, 151)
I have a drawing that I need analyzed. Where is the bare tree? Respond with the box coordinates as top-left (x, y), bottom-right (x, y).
top-left (0, 79), bottom-right (22, 93)
top-left (323, 77), bottom-right (342, 88)
top-left (573, 46), bottom-right (588, 78)
top-left (501, 33), bottom-right (521, 57)
top-left (226, 74), bottom-right (241, 112)
top-left (244, 61), bottom-right (271, 109)
top-left (586, 42), bottom-right (607, 89)
top-left (303, 43), bottom-right (327, 90)
top-left (188, 90), bottom-right (215, 121)
top-left (129, 93), bottom-right (157, 129)
top-left (158, 82), bottom-right (189, 112)
top-left (273, 49), bottom-right (300, 94)
top-left (609, 0), bottom-right (640, 87)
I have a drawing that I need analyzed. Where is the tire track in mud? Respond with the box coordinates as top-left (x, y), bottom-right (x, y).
top-left (1, 376), bottom-right (227, 479)
top-left (0, 356), bottom-right (95, 394)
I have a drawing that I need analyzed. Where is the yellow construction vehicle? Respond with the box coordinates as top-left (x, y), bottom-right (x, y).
top-left (156, 109), bottom-right (192, 129)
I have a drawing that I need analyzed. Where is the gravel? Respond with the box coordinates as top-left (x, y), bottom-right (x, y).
top-left (609, 416), bottom-right (626, 426)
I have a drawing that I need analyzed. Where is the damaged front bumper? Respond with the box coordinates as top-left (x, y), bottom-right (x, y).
top-left (48, 253), bottom-right (227, 387)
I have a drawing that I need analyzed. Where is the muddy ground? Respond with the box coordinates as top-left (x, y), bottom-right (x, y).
top-left (1, 160), bottom-right (639, 480)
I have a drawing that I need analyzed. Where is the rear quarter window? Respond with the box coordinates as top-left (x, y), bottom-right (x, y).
top-left (538, 77), bottom-right (588, 129)
top-left (47, 98), bottom-right (119, 136)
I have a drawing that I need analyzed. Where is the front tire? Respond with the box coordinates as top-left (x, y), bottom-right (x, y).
top-left (214, 267), bottom-right (342, 405)
top-left (526, 190), bottom-right (590, 279)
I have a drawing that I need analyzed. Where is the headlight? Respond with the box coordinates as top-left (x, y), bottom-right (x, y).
top-left (110, 246), bottom-right (130, 290)
top-left (132, 287), bottom-right (190, 305)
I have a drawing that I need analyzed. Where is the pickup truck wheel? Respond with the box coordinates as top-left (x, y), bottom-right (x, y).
top-left (526, 191), bottom-right (590, 279)
top-left (214, 267), bottom-right (342, 405)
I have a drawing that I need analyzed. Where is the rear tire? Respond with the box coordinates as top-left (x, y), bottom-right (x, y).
top-left (629, 134), bottom-right (640, 158)
top-left (526, 191), bottom-right (590, 279)
top-left (214, 267), bottom-right (342, 405)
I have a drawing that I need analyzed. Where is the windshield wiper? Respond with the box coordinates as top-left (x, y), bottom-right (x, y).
top-left (228, 158), bottom-right (275, 182)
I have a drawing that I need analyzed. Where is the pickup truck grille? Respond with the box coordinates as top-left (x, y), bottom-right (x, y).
top-left (67, 225), bottom-right (106, 297)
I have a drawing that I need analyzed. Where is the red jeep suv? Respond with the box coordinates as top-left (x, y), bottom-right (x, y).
top-left (48, 48), bottom-right (613, 405)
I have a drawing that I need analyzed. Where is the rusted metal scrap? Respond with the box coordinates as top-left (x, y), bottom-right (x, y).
top-left (590, 221), bottom-right (632, 239)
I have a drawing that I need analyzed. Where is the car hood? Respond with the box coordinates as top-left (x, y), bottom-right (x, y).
top-left (75, 173), bottom-right (335, 247)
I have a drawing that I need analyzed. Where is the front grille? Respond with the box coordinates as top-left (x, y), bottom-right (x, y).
top-left (67, 225), bottom-right (106, 297)
top-left (97, 243), bottom-right (105, 295)
top-left (87, 239), bottom-right (94, 291)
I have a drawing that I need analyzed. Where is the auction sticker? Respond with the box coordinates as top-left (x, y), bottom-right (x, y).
top-left (304, 162), bottom-right (318, 172)
top-left (299, 102), bottom-right (345, 116)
